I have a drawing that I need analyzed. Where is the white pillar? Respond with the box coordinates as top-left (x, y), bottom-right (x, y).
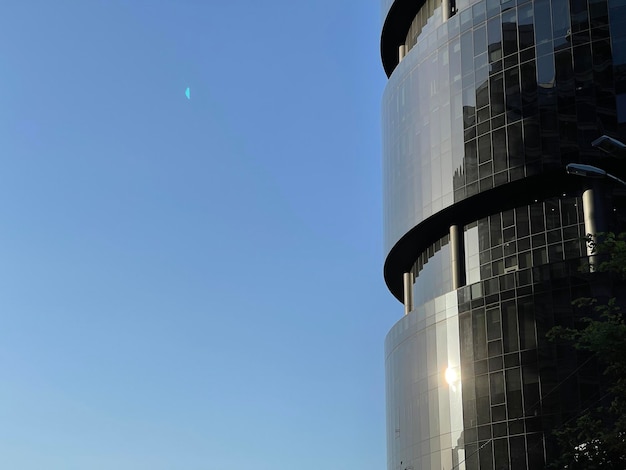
top-left (442, 0), bottom-right (451, 21)
top-left (450, 224), bottom-right (466, 289)
top-left (403, 272), bottom-right (414, 315)
top-left (582, 181), bottom-right (607, 270)
top-left (398, 45), bottom-right (406, 63)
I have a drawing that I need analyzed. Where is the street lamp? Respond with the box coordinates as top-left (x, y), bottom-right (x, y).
top-left (566, 163), bottom-right (626, 187)
top-left (591, 134), bottom-right (626, 157)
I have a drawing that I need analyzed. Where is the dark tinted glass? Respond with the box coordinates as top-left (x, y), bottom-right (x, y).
top-left (502, 10), bottom-right (518, 55)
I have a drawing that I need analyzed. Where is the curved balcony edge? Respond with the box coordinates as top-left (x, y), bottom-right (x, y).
top-left (383, 170), bottom-right (581, 302)
top-left (380, 0), bottom-right (428, 77)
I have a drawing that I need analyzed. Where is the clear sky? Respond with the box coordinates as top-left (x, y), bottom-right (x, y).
top-left (0, 1), bottom-right (400, 469)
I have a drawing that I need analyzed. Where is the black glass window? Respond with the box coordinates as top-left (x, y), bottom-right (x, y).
top-left (479, 441), bottom-right (494, 469)
top-left (518, 299), bottom-right (537, 349)
top-left (490, 371), bottom-right (506, 404)
top-left (502, 9), bottom-right (518, 56)
top-left (570, 0), bottom-right (589, 32)
top-left (520, 60), bottom-right (537, 114)
top-left (490, 72), bottom-right (506, 116)
top-left (517, 3), bottom-right (534, 49)
top-left (551, 0), bottom-right (570, 38)
top-left (473, 309), bottom-right (488, 359)
top-left (589, 0), bottom-right (608, 28)
top-left (494, 438), bottom-right (510, 469)
top-left (505, 66), bottom-right (522, 118)
top-left (487, 16), bottom-right (503, 63)
top-left (491, 129), bottom-right (507, 174)
top-left (510, 436), bottom-right (527, 469)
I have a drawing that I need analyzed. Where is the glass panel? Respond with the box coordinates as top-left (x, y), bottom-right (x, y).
top-left (534, 0), bottom-right (553, 45)
top-left (487, 0), bottom-right (500, 16)
top-left (490, 72), bottom-right (505, 116)
top-left (461, 7), bottom-right (474, 33)
top-left (530, 203), bottom-right (545, 233)
top-left (494, 438), bottom-right (510, 469)
top-left (465, 140), bottom-right (478, 182)
top-left (478, 134), bottom-right (492, 162)
top-left (560, 197), bottom-right (578, 226)
top-left (479, 440), bottom-right (493, 469)
top-left (473, 309), bottom-right (488, 359)
top-left (517, 2), bottom-right (534, 49)
top-left (570, 0), bottom-right (589, 32)
top-left (520, 61), bottom-right (537, 114)
top-left (505, 368), bottom-right (523, 418)
top-left (502, 302), bottom-right (518, 355)
top-left (551, 0), bottom-right (570, 38)
top-left (490, 371), bottom-right (505, 404)
top-left (474, 26), bottom-right (487, 56)
top-left (492, 127), bottom-right (507, 171)
top-left (461, 31), bottom-right (474, 75)
top-left (545, 199), bottom-right (560, 229)
top-left (527, 422), bottom-right (545, 467)
top-left (507, 121), bottom-right (523, 168)
top-left (510, 436), bottom-right (527, 470)
top-left (537, 53), bottom-right (555, 88)
top-left (477, 74), bottom-right (491, 108)
top-left (490, 213), bottom-right (503, 245)
top-left (460, 313), bottom-right (474, 362)
top-left (486, 307), bottom-right (502, 340)
top-left (502, 9), bottom-right (518, 56)
top-left (589, 0), bottom-right (608, 28)
top-left (518, 298), bottom-right (536, 349)
top-left (473, 1), bottom-right (487, 25)
top-left (487, 16), bottom-right (503, 64)
top-left (505, 66), bottom-right (522, 116)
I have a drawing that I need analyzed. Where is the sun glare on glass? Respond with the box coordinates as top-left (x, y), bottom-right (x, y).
top-left (444, 367), bottom-right (458, 385)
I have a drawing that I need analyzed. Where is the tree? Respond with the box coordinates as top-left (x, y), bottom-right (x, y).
top-left (547, 232), bottom-right (626, 469)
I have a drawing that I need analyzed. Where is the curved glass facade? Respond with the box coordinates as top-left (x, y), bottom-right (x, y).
top-left (385, 292), bottom-right (464, 470)
top-left (380, 0), bottom-right (626, 468)
top-left (403, 0), bottom-right (446, 53)
top-left (410, 235), bottom-right (452, 307)
top-left (408, 195), bottom-right (586, 307)
top-left (382, 0), bottom-right (619, 254)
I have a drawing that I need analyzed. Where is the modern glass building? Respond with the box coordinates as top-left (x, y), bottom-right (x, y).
top-left (379, 0), bottom-right (626, 467)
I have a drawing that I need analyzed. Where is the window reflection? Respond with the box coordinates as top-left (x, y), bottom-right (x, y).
top-left (382, 0), bottom-right (624, 262)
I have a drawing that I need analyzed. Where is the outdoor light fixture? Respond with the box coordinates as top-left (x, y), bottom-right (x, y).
top-left (591, 135), bottom-right (626, 157)
top-left (566, 163), bottom-right (608, 179)
top-left (566, 163), bottom-right (626, 186)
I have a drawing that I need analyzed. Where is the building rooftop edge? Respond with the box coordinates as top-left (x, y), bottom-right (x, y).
top-left (380, 0), bottom-right (427, 77)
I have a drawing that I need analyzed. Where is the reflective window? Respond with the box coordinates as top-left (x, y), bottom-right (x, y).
top-left (517, 3), bottom-right (534, 50)
top-left (534, 0), bottom-right (553, 44)
top-left (570, 0), bottom-right (589, 32)
top-left (382, 0), bottom-right (622, 259)
top-left (502, 9), bottom-right (518, 55)
top-left (551, 0), bottom-right (570, 38)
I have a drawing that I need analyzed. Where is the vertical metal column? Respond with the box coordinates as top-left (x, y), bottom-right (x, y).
top-left (403, 272), bottom-right (414, 315)
top-left (398, 45), bottom-right (406, 63)
top-left (442, 0), bottom-right (450, 21)
top-left (450, 224), bottom-right (466, 289)
top-left (582, 181), bottom-right (607, 270)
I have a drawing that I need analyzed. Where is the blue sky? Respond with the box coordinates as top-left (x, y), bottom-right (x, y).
top-left (0, 1), bottom-right (398, 468)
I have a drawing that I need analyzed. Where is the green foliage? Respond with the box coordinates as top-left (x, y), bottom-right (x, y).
top-left (589, 231), bottom-right (626, 279)
top-left (547, 233), bottom-right (626, 469)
